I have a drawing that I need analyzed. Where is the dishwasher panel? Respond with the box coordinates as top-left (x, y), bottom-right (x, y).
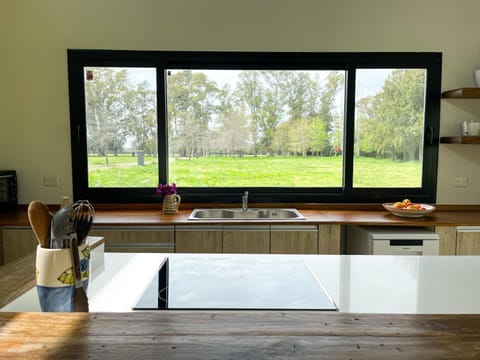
top-left (346, 226), bottom-right (439, 255)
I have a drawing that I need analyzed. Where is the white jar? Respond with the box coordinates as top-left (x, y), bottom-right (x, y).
top-left (476, 69), bottom-right (480, 87)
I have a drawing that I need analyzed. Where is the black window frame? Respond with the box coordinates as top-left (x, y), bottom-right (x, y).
top-left (67, 50), bottom-right (441, 204)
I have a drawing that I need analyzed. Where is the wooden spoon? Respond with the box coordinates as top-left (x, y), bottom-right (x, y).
top-left (27, 200), bottom-right (52, 248)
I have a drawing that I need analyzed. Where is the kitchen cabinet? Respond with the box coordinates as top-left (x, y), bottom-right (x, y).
top-left (456, 227), bottom-right (480, 255)
top-left (434, 226), bottom-right (457, 255)
top-left (222, 225), bottom-right (270, 253)
top-left (90, 224), bottom-right (341, 255)
top-left (319, 224), bottom-right (341, 254)
top-left (434, 226), bottom-right (480, 255)
top-left (0, 227), bottom-right (37, 266)
top-left (89, 226), bottom-right (174, 253)
top-left (175, 225), bottom-right (222, 253)
top-left (270, 225), bottom-right (318, 254)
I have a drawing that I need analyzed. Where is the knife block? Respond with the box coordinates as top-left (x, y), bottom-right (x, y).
top-left (35, 243), bottom-right (90, 312)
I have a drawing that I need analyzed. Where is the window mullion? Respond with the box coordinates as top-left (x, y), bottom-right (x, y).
top-left (157, 66), bottom-right (168, 185)
top-left (343, 65), bottom-right (356, 193)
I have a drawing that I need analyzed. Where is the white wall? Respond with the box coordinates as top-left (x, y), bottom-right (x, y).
top-left (1, 0), bottom-right (480, 204)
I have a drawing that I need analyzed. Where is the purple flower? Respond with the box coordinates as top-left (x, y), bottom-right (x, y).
top-left (156, 183), bottom-right (177, 196)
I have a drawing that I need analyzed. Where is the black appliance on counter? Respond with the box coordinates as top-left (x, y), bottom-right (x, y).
top-left (0, 170), bottom-right (17, 210)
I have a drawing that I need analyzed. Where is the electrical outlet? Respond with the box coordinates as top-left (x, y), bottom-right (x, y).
top-left (454, 177), bottom-right (468, 187)
top-left (43, 175), bottom-right (60, 187)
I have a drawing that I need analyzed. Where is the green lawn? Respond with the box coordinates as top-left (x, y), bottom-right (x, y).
top-left (87, 155), bottom-right (421, 188)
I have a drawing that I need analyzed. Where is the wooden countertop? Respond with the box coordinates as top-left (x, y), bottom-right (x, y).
top-left (1, 311), bottom-right (480, 359)
top-left (2, 204), bottom-right (480, 227)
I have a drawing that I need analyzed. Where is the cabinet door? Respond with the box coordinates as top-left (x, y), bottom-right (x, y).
top-left (434, 226), bottom-right (457, 255)
top-left (456, 229), bottom-right (480, 255)
top-left (1, 227), bottom-right (37, 266)
top-left (270, 225), bottom-right (318, 254)
top-left (318, 224), bottom-right (341, 254)
top-left (175, 226), bottom-right (222, 253)
top-left (89, 226), bottom-right (174, 253)
top-left (223, 225), bottom-right (270, 254)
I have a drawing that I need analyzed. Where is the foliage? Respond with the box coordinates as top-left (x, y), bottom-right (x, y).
top-left (355, 69), bottom-right (426, 160)
top-left (85, 68), bottom-right (158, 162)
top-left (156, 183), bottom-right (177, 196)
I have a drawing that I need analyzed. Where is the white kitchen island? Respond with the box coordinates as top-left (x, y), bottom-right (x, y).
top-left (3, 252), bottom-right (480, 314)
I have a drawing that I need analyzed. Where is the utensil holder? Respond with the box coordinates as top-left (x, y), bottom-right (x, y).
top-left (162, 194), bottom-right (181, 214)
top-left (35, 244), bottom-right (90, 312)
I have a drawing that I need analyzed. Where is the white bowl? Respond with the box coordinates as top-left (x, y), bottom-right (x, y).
top-left (382, 203), bottom-right (436, 218)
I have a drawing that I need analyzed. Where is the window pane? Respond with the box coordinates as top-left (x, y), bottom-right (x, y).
top-left (166, 69), bottom-right (345, 187)
top-left (84, 67), bottom-right (157, 187)
top-left (353, 69), bottom-right (426, 188)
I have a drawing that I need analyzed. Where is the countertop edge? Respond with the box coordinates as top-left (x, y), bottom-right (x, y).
top-left (2, 206), bottom-right (480, 227)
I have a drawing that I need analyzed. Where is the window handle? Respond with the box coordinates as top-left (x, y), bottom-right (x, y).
top-left (77, 125), bottom-right (81, 144)
top-left (426, 125), bottom-right (434, 145)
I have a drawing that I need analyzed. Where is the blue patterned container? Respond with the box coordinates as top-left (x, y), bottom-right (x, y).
top-left (35, 244), bottom-right (90, 312)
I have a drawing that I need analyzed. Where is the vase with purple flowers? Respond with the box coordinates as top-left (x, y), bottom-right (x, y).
top-left (157, 183), bottom-right (181, 214)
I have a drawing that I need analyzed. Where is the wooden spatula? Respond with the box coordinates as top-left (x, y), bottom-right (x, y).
top-left (27, 200), bottom-right (52, 248)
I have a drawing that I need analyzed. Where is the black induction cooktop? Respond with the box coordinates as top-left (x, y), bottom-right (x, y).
top-left (133, 255), bottom-right (337, 311)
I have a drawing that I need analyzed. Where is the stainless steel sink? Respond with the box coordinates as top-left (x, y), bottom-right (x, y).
top-left (188, 208), bottom-right (305, 220)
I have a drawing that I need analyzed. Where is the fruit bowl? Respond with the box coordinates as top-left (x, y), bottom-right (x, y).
top-left (382, 203), bottom-right (436, 218)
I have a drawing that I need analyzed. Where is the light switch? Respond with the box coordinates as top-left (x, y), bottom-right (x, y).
top-left (454, 177), bottom-right (468, 187)
top-left (43, 175), bottom-right (60, 187)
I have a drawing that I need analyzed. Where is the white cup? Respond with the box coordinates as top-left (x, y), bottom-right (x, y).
top-left (468, 121), bottom-right (480, 136)
top-left (475, 69), bottom-right (480, 87)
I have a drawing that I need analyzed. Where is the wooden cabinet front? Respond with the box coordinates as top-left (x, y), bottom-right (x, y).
top-left (175, 226), bottom-right (222, 253)
top-left (1, 227), bottom-right (37, 266)
top-left (318, 224), bottom-right (341, 254)
top-left (456, 228), bottom-right (480, 255)
top-left (270, 225), bottom-right (318, 254)
top-left (223, 226), bottom-right (270, 254)
top-left (89, 226), bottom-right (174, 253)
top-left (434, 226), bottom-right (457, 255)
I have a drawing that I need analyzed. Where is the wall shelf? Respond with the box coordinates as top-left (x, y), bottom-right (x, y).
top-left (441, 88), bottom-right (480, 143)
top-left (441, 87), bottom-right (480, 98)
top-left (440, 136), bottom-right (480, 144)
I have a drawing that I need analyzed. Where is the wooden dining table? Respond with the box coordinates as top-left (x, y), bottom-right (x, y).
top-left (1, 311), bottom-right (480, 359)
top-left (2, 252), bottom-right (480, 359)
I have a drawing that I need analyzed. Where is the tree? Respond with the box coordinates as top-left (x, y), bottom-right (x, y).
top-left (285, 72), bottom-right (322, 121)
top-left (167, 70), bottom-right (221, 158)
top-left (273, 120), bottom-right (291, 156)
top-left (85, 68), bottom-right (129, 164)
top-left (357, 69), bottom-right (426, 160)
top-left (235, 71), bottom-right (264, 156)
top-left (124, 81), bottom-right (157, 155)
top-left (318, 72), bottom-right (344, 153)
top-left (307, 117), bottom-right (329, 156)
top-left (216, 110), bottom-right (249, 156)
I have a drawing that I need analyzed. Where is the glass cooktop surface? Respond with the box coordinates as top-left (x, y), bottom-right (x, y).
top-left (133, 255), bottom-right (337, 311)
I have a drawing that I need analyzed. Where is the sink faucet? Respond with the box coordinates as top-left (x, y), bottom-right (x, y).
top-left (241, 191), bottom-right (249, 211)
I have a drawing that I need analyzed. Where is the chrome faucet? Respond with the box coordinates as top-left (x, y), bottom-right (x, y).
top-left (241, 191), bottom-right (249, 211)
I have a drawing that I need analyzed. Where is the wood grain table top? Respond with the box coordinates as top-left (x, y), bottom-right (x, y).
top-left (1, 311), bottom-right (480, 359)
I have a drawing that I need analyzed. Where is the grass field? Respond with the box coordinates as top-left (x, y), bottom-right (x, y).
top-left (88, 155), bottom-right (422, 188)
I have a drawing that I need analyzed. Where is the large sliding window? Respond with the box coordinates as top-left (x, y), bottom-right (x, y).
top-left (68, 51), bottom-right (441, 204)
